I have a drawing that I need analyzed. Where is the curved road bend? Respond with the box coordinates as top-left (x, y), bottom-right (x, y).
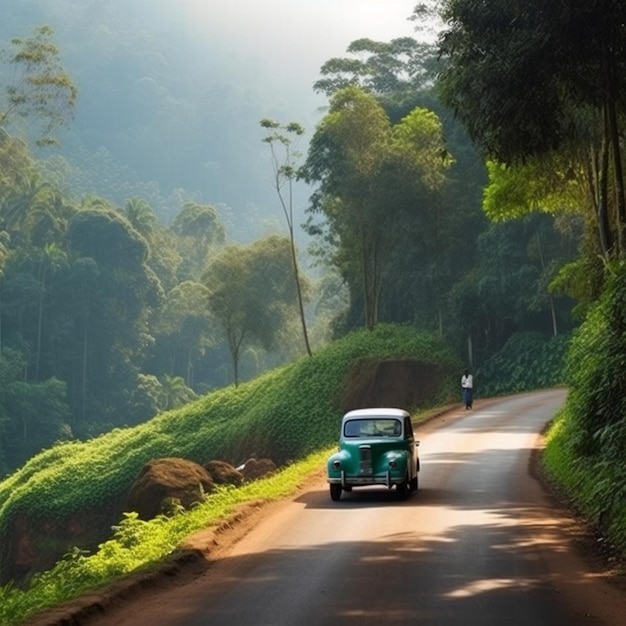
top-left (90, 389), bottom-right (626, 626)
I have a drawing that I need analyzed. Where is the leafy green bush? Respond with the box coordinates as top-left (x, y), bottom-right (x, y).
top-left (543, 409), bottom-right (626, 552)
top-left (563, 265), bottom-right (626, 457)
top-left (476, 331), bottom-right (570, 397)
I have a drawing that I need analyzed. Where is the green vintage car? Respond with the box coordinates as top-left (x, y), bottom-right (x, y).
top-left (327, 407), bottom-right (420, 501)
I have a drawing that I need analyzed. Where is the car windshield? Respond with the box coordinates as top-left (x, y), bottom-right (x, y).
top-left (344, 418), bottom-right (402, 438)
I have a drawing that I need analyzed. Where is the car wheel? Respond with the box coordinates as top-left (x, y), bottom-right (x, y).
top-left (396, 478), bottom-right (410, 500)
top-left (330, 483), bottom-right (342, 501)
top-left (409, 473), bottom-right (418, 492)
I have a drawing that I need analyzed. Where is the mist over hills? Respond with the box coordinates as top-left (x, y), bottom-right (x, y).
top-left (3, 0), bottom-right (417, 241)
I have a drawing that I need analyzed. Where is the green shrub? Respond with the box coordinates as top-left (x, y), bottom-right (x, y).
top-left (564, 265), bottom-right (626, 457)
top-left (476, 331), bottom-right (570, 397)
top-left (543, 409), bottom-right (626, 552)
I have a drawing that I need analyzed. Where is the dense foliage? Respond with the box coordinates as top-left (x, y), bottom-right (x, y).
top-left (0, 167), bottom-right (311, 473)
top-left (0, 18), bottom-right (579, 479)
top-left (432, 0), bottom-right (626, 560)
top-left (0, 4), bottom-right (599, 620)
top-left (476, 332), bottom-right (569, 397)
top-left (302, 85), bottom-right (452, 330)
top-left (437, 0), bottom-right (626, 279)
top-left (558, 264), bottom-right (626, 460)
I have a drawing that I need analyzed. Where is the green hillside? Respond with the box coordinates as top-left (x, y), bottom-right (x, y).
top-left (0, 324), bottom-right (460, 589)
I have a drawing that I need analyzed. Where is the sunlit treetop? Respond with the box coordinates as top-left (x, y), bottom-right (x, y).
top-left (0, 25), bottom-right (78, 148)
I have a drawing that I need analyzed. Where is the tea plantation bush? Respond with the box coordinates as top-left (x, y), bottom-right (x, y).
top-left (476, 331), bottom-right (570, 397)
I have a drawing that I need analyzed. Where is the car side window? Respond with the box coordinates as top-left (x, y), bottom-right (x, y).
top-left (344, 420), bottom-right (360, 437)
top-left (404, 416), bottom-right (414, 439)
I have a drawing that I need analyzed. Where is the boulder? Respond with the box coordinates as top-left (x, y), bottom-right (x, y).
top-left (125, 457), bottom-right (214, 520)
top-left (239, 457), bottom-right (277, 481)
top-left (203, 460), bottom-right (244, 486)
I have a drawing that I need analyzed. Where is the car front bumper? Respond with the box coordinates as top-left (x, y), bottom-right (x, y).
top-left (328, 470), bottom-right (404, 489)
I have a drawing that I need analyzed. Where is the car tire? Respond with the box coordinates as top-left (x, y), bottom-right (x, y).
top-left (409, 473), bottom-right (418, 492)
top-left (330, 483), bottom-right (342, 501)
top-left (396, 478), bottom-right (410, 500)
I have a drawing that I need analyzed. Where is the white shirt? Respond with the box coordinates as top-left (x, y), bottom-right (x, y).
top-left (461, 374), bottom-right (473, 389)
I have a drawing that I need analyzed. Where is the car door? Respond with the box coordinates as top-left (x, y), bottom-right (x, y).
top-left (404, 415), bottom-right (418, 477)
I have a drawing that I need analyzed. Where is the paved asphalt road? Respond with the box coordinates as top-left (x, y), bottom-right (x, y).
top-left (86, 389), bottom-right (626, 626)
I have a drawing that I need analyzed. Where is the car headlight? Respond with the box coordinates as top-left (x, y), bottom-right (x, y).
top-left (388, 460), bottom-right (398, 468)
top-left (332, 460), bottom-right (341, 469)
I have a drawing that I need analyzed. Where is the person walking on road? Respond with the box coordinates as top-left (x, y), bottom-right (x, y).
top-left (461, 369), bottom-right (473, 409)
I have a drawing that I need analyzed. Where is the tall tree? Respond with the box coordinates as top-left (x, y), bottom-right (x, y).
top-left (32, 243), bottom-right (67, 381)
top-left (65, 205), bottom-right (163, 426)
top-left (203, 235), bottom-right (307, 386)
top-left (302, 85), bottom-right (451, 330)
top-left (123, 197), bottom-right (157, 239)
top-left (314, 36), bottom-right (439, 100)
top-left (260, 118), bottom-right (312, 357)
top-left (151, 281), bottom-right (214, 387)
top-left (436, 0), bottom-right (626, 260)
top-left (170, 202), bottom-right (225, 280)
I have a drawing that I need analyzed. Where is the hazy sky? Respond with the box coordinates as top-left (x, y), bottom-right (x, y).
top-left (1, 1), bottom-right (427, 225)
top-left (182, 0), bottom-right (418, 61)
top-left (176, 0), bottom-right (420, 113)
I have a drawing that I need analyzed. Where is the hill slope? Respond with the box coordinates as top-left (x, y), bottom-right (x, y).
top-left (0, 324), bottom-right (461, 584)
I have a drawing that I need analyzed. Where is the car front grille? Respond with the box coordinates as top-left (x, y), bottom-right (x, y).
top-left (359, 445), bottom-right (372, 474)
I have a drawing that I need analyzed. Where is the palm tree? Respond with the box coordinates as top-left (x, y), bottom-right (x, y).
top-left (124, 197), bottom-right (157, 239)
top-left (159, 374), bottom-right (197, 411)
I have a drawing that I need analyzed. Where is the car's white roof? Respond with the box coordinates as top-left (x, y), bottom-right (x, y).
top-left (342, 407), bottom-right (409, 420)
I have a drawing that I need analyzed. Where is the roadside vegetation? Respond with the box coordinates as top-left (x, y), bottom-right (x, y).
top-left (543, 264), bottom-right (626, 554)
top-left (0, 449), bottom-right (332, 626)
top-left (476, 332), bottom-right (569, 397)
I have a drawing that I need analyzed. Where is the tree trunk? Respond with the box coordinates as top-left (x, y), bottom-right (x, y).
top-left (186, 346), bottom-right (193, 388)
top-left (604, 45), bottom-right (626, 258)
top-left (289, 230), bottom-right (312, 356)
top-left (592, 137), bottom-right (612, 256)
top-left (81, 314), bottom-right (88, 425)
top-left (362, 229), bottom-right (379, 331)
top-left (35, 264), bottom-right (47, 382)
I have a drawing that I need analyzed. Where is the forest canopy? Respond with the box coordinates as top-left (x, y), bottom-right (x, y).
top-left (0, 5), bottom-right (582, 478)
